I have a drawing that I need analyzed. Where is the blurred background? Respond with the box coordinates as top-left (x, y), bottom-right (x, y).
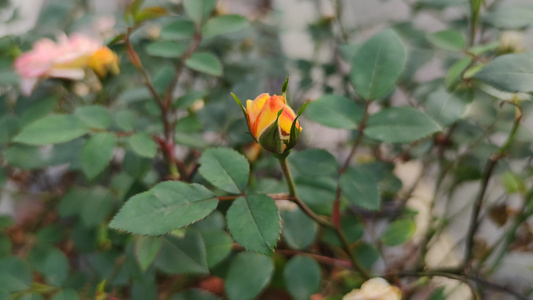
top-left (2, 0), bottom-right (533, 299)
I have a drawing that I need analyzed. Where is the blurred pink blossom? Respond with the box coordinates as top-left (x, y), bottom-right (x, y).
top-left (14, 33), bottom-right (116, 95)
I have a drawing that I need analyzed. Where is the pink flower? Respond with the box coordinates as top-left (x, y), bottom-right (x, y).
top-left (14, 33), bottom-right (118, 95)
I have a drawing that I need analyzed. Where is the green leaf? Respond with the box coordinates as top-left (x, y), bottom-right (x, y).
top-left (381, 219), bottom-right (416, 246)
top-left (74, 106), bottom-right (113, 130)
top-left (129, 133), bottom-right (157, 158)
top-left (202, 15), bottom-right (249, 39)
top-left (0, 256), bottom-right (32, 292)
top-left (81, 132), bottom-right (116, 179)
top-left (0, 216), bottom-right (13, 231)
top-left (171, 289), bottom-right (222, 300)
top-left (473, 52), bottom-right (533, 93)
top-left (501, 172), bottom-right (526, 194)
top-left (445, 58), bottom-right (471, 89)
top-left (418, 0), bottom-right (467, 7)
top-left (200, 229), bottom-right (233, 268)
top-left (484, 6), bottom-right (533, 29)
top-left (161, 20), bottom-right (196, 40)
top-left (0, 235), bottom-right (12, 258)
top-left (225, 252), bottom-right (274, 300)
top-left (350, 29), bottom-right (407, 100)
top-left (425, 88), bottom-right (471, 126)
top-left (58, 187), bottom-right (90, 217)
top-left (428, 287), bottom-right (446, 300)
top-left (0, 115), bottom-right (19, 145)
top-left (145, 41), bottom-right (187, 58)
top-left (110, 181), bottom-right (218, 235)
top-left (19, 96), bottom-right (57, 127)
top-left (283, 256), bottom-right (321, 300)
top-left (323, 217), bottom-right (364, 247)
top-left (184, 0), bottom-right (216, 24)
top-left (194, 210), bottom-right (226, 231)
top-left (52, 289), bottom-right (79, 300)
top-left (135, 236), bottom-right (162, 271)
top-left (340, 167), bottom-right (380, 211)
top-left (226, 194), bottom-right (281, 255)
top-left (353, 242), bottom-right (379, 270)
top-left (185, 52), bottom-right (223, 76)
top-left (365, 106), bottom-right (441, 143)
top-left (281, 208), bottom-right (317, 250)
top-left (341, 217), bottom-right (365, 243)
top-left (176, 115), bottom-right (203, 133)
top-left (19, 293), bottom-right (45, 300)
top-left (81, 187), bottom-right (116, 227)
top-left (175, 90), bottom-right (206, 109)
top-left (134, 6), bottom-right (168, 24)
top-left (154, 231), bottom-right (208, 274)
top-left (14, 115), bottom-right (89, 145)
top-left (29, 247), bottom-right (69, 286)
top-left (426, 30), bottom-right (466, 51)
top-left (4, 144), bottom-right (47, 170)
top-left (115, 109), bottom-right (137, 131)
top-left (199, 148), bottom-right (250, 194)
top-left (289, 149), bottom-right (338, 177)
top-left (295, 176), bottom-right (336, 215)
top-left (153, 65), bottom-right (176, 94)
top-left (306, 95), bottom-right (363, 129)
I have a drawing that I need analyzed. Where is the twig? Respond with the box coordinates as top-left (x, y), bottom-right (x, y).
top-left (124, 27), bottom-right (187, 179)
top-left (488, 188), bottom-right (533, 274)
top-left (332, 100), bottom-right (370, 228)
top-left (217, 193), bottom-right (293, 201)
top-left (163, 32), bottom-right (202, 111)
top-left (277, 249), bottom-right (352, 268)
top-left (278, 156), bottom-right (371, 279)
top-left (389, 271), bottom-right (480, 300)
top-left (464, 103), bottom-right (522, 269)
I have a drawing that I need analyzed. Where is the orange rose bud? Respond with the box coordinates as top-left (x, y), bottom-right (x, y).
top-left (233, 89), bottom-right (304, 156)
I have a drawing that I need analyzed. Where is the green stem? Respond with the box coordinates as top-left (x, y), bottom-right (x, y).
top-left (278, 157), bottom-right (330, 228)
top-left (278, 157), bottom-right (371, 279)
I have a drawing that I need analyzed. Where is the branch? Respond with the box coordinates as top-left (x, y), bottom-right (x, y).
top-left (332, 100), bottom-right (370, 228)
top-left (163, 32), bottom-right (202, 110)
top-left (488, 188), bottom-right (533, 274)
top-left (389, 271), bottom-right (480, 300)
top-left (464, 103), bottom-right (522, 268)
top-left (217, 193), bottom-right (293, 201)
top-left (277, 249), bottom-right (352, 268)
top-left (278, 156), bottom-right (371, 279)
top-left (388, 271), bottom-right (528, 300)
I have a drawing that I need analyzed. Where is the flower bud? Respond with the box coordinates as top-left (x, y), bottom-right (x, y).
top-left (343, 278), bottom-right (401, 300)
top-left (233, 91), bottom-right (304, 156)
top-left (498, 31), bottom-right (524, 54)
top-left (87, 47), bottom-right (120, 77)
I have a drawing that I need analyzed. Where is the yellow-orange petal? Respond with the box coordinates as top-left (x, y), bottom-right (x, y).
top-left (253, 95), bottom-right (285, 138)
top-left (278, 105), bottom-right (299, 136)
top-left (87, 47), bottom-right (119, 77)
top-left (246, 93), bottom-right (270, 125)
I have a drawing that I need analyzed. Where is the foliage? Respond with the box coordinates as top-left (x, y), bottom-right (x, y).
top-left (1, 0), bottom-right (533, 299)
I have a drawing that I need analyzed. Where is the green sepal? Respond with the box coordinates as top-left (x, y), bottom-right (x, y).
top-left (258, 109), bottom-right (285, 154)
top-left (282, 76), bottom-right (289, 99)
top-left (231, 92), bottom-right (255, 141)
top-left (285, 101), bottom-right (308, 150)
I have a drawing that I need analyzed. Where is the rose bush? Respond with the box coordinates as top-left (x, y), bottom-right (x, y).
top-left (0, 0), bottom-right (532, 299)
